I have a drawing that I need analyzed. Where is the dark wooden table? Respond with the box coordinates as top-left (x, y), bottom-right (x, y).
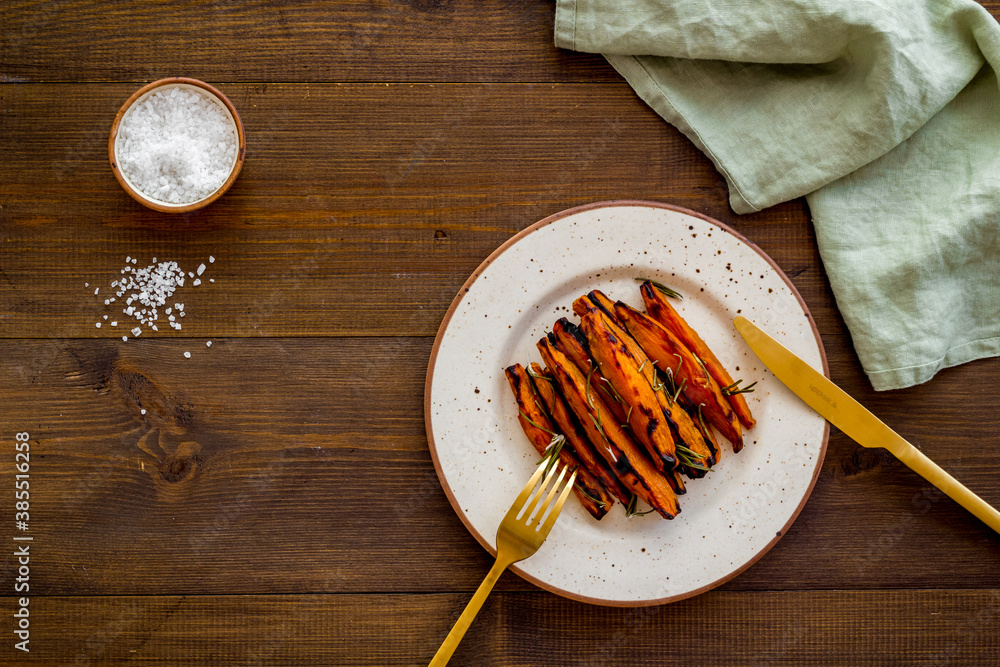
top-left (2, 2), bottom-right (999, 664)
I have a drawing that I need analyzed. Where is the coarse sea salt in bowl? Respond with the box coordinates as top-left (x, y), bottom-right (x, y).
top-left (109, 77), bottom-right (245, 213)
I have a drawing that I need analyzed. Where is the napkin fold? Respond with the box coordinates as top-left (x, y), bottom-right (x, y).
top-left (556, 0), bottom-right (1000, 390)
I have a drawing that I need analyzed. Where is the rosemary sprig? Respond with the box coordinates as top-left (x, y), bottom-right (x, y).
top-left (598, 376), bottom-right (626, 406)
top-left (526, 366), bottom-right (552, 381)
top-left (695, 403), bottom-right (711, 440)
top-left (518, 410), bottom-right (558, 436)
top-left (575, 481), bottom-right (609, 509)
top-left (674, 443), bottom-right (712, 472)
top-left (635, 277), bottom-right (683, 300)
top-left (722, 379), bottom-right (758, 395)
top-left (625, 494), bottom-right (656, 517)
top-left (692, 353), bottom-right (709, 378)
top-left (672, 378), bottom-right (687, 404)
top-left (539, 434), bottom-right (568, 475)
top-left (585, 366), bottom-right (597, 408)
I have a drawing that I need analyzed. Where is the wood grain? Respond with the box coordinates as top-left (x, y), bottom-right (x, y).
top-left (4, 0), bottom-right (1000, 662)
top-left (19, 591), bottom-right (1000, 665)
top-left (1, 82), bottom-right (827, 339)
top-left (0, 0), bottom-right (614, 84)
top-left (1, 338), bottom-right (997, 598)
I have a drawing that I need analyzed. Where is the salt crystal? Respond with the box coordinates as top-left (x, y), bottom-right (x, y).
top-left (132, 327), bottom-right (142, 336)
top-left (103, 315), bottom-right (108, 320)
top-left (122, 336), bottom-right (128, 342)
top-left (104, 299), bottom-right (110, 305)
top-left (209, 256), bottom-right (215, 263)
top-left (193, 279), bottom-right (201, 286)
top-left (188, 272), bottom-right (195, 278)
top-left (166, 307), bottom-right (172, 315)
top-left (206, 341), bottom-right (212, 347)
top-left (85, 282), bottom-right (89, 287)
top-left (183, 351), bottom-right (191, 358)
top-left (126, 256), bottom-right (131, 263)
top-left (111, 321), bottom-right (117, 326)
top-left (151, 325), bottom-right (158, 331)
top-left (209, 279), bottom-right (214, 283)
top-left (197, 263), bottom-right (206, 276)
top-left (94, 287), bottom-right (99, 295)
top-left (117, 86), bottom-right (237, 205)
top-left (95, 322), bottom-right (101, 328)
top-left (141, 409), bottom-right (146, 415)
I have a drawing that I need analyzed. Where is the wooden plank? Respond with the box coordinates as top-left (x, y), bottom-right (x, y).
top-left (1, 82), bottom-right (827, 338)
top-left (3, 1), bottom-right (997, 85)
top-left (13, 590), bottom-right (1000, 664)
top-left (1, 338), bottom-right (998, 596)
top-left (0, 0), bottom-right (614, 83)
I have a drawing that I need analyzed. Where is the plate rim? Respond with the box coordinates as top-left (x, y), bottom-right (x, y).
top-left (424, 199), bottom-right (830, 607)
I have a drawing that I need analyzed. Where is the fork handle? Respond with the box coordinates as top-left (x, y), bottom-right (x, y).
top-left (428, 555), bottom-right (512, 666)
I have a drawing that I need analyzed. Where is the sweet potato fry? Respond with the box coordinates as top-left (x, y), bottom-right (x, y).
top-left (579, 310), bottom-right (678, 471)
top-left (575, 293), bottom-right (713, 472)
top-left (504, 364), bottom-right (612, 519)
top-left (641, 281), bottom-right (756, 430)
top-left (529, 363), bottom-right (632, 507)
top-left (537, 337), bottom-right (680, 519)
top-left (615, 299), bottom-right (743, 454)
top-left (551, 320), bottom-right (629, 425)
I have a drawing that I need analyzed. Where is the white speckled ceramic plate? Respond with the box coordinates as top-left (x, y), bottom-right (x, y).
top-left (424, 201), bottom-right (828, 606)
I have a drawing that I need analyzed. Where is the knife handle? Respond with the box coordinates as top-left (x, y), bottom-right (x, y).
top-left (895, 443), bottom-right (1000, 535)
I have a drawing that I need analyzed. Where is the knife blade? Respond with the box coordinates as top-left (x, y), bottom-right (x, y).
top-left (733, 315), bottom-right (1000, 535)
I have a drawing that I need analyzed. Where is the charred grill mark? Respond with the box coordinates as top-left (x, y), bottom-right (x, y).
top-left (556, 318), bottom-right (590, 353)
top-left (646, 416), bottom-right (660, 439)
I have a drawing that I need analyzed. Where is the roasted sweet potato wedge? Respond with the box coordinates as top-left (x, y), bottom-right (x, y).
top-left (504, 364), bottom-right (612, 519)
top-left (615, 299), bottom-right (743, 454)
top-left (551, 320), bottom-right (629, 425)
top-left (529, 363), bottom-right (632, 507)
top-left (537, 337), bottom-right (680, 519)
top-left (579, 310), bottom-right (678, 471)
top-left (641, 281), bottom-right (756, 430)
top-left (575, 293), bottom-right (713, 472)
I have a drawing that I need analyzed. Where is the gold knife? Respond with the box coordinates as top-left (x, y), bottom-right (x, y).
top-left (734, 315), bottom-right (1000, 535)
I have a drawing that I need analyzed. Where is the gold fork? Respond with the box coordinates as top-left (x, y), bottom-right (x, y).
top-left (428, 457), bottom-right (579, 666)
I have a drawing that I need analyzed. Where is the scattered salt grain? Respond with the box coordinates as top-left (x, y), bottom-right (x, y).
top-left (183, 351), bottom-right (191, 359)
top-left (94, 287), bottom-right (99, 295)
top-left (88, 255), bottom-right (216, 348)
top-left (209, 279), bottom-right (214, 283)
top-left (209, 256), bottom-right (215, 263)
top-left (117, 85), bottom-right (237, 205)
top-left (206, 341), bottom-right (212, 347)
top-left (140, 409), bottom-right (146, 415)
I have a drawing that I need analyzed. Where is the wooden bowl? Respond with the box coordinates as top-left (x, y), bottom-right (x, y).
top-left (109, 77), bottom-right (245, 213)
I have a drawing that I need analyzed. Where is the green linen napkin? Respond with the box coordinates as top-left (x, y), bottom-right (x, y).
top-left (555, 0), bottom-right (1000, 390)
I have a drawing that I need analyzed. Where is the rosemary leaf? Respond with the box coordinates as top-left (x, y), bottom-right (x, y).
top-left (519, 410), bottom-right (557, 436)
top-left (634, 277), bottom-right (683, 300)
